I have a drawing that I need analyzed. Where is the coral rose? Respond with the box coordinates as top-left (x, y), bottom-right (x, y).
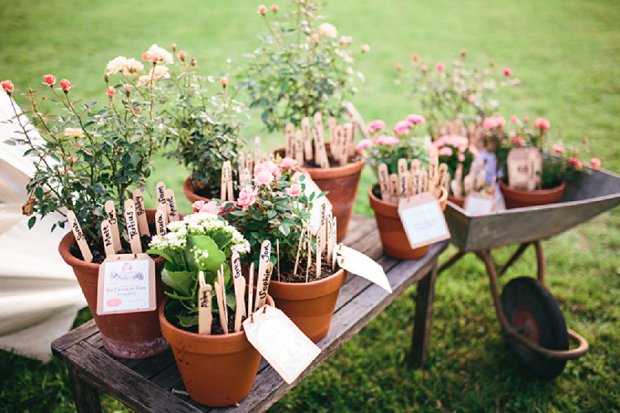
top-left (1, 80), bottom-right (14, 94)
top-left (43, 74), bottom-right (56, 86)
top-left (60, 79), bottom-right (72, 92)
top-left (590, 158), bottom-right (601, 170)
top-left (534, 117), bottom-right (551, 130)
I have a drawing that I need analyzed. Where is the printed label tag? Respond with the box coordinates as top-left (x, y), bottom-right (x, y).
top-left (96, 254), bottom-right (155, 315)
top-left (507, 148), bottom-right (542, 190)
top-left (397, 193), bottom-right (451, 249)
top-left (337, 245), bottom-right (392, 293)
top-left (243, 305), bottom-right (321, 384)
top-left (464, 192), bottom-right (495, 216)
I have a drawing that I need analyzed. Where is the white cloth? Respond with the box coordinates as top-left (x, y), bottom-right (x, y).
top-left (0, 93), bottom-right (86, 362)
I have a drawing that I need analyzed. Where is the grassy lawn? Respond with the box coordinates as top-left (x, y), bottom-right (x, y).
top-left (1, 0), bottom-right (619, 411)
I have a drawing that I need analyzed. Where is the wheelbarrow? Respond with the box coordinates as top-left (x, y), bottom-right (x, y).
top-left (440, 168), bottom-right (620, 380)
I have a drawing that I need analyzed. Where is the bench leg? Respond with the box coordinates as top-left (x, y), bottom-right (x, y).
top-left (409, 261), bottom-right (438, 368)
top-left (67, 366), bottom-right (102, 413)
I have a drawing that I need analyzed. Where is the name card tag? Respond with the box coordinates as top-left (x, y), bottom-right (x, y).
top-left (464, 193), bottom-right (495, 216)
top-left (96, 254), bottom-right (156, 315)
top-left (337, 245), bottom-right (392, 293)
top-left (243, 305), bottom-right (320, 384)
top-left (397, 193), bottom-right (450, 249)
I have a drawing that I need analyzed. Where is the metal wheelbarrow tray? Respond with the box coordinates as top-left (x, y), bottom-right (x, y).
top-left (441, 168), bottom-right (620, 380)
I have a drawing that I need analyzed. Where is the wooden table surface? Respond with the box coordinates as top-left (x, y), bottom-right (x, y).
top-left (52, 215), bottom-right (449, 413)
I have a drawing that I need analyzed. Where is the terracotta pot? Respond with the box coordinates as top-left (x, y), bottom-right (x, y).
top-left (58, 209), bottom-right (168, 359)
top-left (268, 269), bottom-right (346, 343)
top-left (275, 146), bottom-right (365, 242)
top-left (160, 294), bottom-right (274, 406)
top-left (499, 180), bottom-right (566, 209)
top-left (368, 188), bottom-right (448, 260)
top-left (183, 177), bottom-right (209, 204)
top-left (447, 194), bottom-right (465, 208)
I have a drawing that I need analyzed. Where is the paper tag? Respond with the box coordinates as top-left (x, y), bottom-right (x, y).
top-left (337, 245), bottom-right (392, 293)
top-left (464, 192), bottom-right (495, 216)
top-left (243, 305), bottom-right (321, 384)
top-left (507, 148), bottom-right (542, 190)
top-left (96, 254), bottom-right (155, 315)
top-left (132, 190), bottom-right (150, 236)
top-left (398, 193), bottom-right (451, 249)
top-left (303, 176), bottom-right (333, 233)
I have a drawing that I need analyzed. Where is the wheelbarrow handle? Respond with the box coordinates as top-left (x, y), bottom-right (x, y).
top-left (505, 327), bottom-right (589, 360)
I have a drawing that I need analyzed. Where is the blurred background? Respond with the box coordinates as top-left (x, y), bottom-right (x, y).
top-left (1, 0), bottom-right (619, 411)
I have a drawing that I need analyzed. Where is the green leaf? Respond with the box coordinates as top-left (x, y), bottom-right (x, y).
top-left (146, 247), bottom-right (175, 264)
top-left (161, 268), bottom-right (196, 296)
top-left (27, 216), bottom-right (36, 230)
top-left (188, 235), bottom-right (226, 272)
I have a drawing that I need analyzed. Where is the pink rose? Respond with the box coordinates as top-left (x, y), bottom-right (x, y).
top-left (1, 80), bottom-right (14, 94)
top-left (436, 62), bottom-right (445, 72)
top-left (406, 114), bottom-right (426, 125)
top-left (568, 157), bottom-right (582, 168)
top-left (286, 183), bottom-right (302, 197)
top-left (368, 119), bottom-right (386, 133)
top-left (393, 120), bottom-right (411, 135)
top-left (356, 138), bottom-right (372, 152)
top-left (66, 155), bottom-right (77, 164)
top-left (220, 76), bottom-right (228, 88)
top-left (512, 136), bottom-right (526, 146)
top-left (43, 74), bottom-right (56, 86)
top-left (552, 144), bottom-right (564, 154)
top-left (123, 84), bottom-right (132, 94)
top-left (510, 115), bottom-right (519, 123)
top-left (590, 158), bottom-right (601, 170)
top-left (280, 157), bottom-right (297, 170)
top-left (254, 170), bottom-right (274, 186)
top-left (482, 115), bottom-right (506, 130)
top-left (376, 135), bottom-right (400, 146)
top-left (411, 53), bottom-right (420, 62)
top-left (441, 135), bottom-right (468, 149)
top-left (438, 147), bottom-right (453, 157)
top-left (534, 117), bottom-right (551, 130)
top-left (60, 79), bottom-right (72, 92)
top-left (271, 4), bottom-right (279, 12)
top-left (200, 201), bottom-right (222, 215)
top-left (178, 50), bottom-right (187, 61)
top-left (106, 86), bottom-right (115, 97)
top-left (502, 67), bottom-right (513, 77)
top-left (257, 4), bottom-right (267, 14)
top-left (192, 200), bottom-right (206, 213)
top-left (255, 160), bottom-right (280, 177)
top-left (237, 187), bottom-right (258, 210)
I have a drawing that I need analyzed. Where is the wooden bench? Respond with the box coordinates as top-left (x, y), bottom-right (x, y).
top-left (52, 215), bottom-right (449, 412)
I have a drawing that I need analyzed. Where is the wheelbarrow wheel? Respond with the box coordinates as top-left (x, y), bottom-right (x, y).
top-left (501, 277), bottom-right (569, 380)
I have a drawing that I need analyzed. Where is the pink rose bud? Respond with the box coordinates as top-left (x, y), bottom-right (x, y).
top-left (43, 74), bottom-right (57, 86)
top-left (393, 120), bottom-right (412, 135)
top-left (280, 157), bottom-right (297, 170)
top-left (254, 170), bottom-right (274, 186)
top-left (534, 117), bottom-right (550, 130)
top-left (568, 157), bottom-right (580, 168)
top-left (590, 158), bottom-right (601, 170)
top-left (237, 187), bottom-right (258, 211)
top-left (361, 44), bottom-right (370, 54)
top-left (435, 62), bottom-right (445, 73)
top-left (502, 67), bottom-right (513, 77)
top-left (106, 86), bottom-right (115, 97)
top-left (510, 115), bottom-right (519, 123)
top-left (394, 63), bottom-right (402, 72)
top-left (257, 4), bottom-right (267, 14)
top-left (511, 136), bottom-right (525, 146)
top-left (123, 84), bottom-right (132, 94)
top-left (220, 76), bottom-right (228, 88)
top-left (286, 183), bottom-right (302, 197)
top-left (200, 201), bottom-right (222, 215)
top-left (406, 114), bottom-right (426, 125)
top-left (1, 80), bottom-right (14, 94)
top-left (192, 200), bottom-right (206, 213)
top-left (60, 79), bottom-right (72, 92)
top-left (368, 119), bottom-right (386, 133)
top-left (66, 155), bottom-right (77, 164)
top-left (178, 50), bottom-right (186, 61)
top-left (411, 53), bottom-right (420, 62)
top-left (376, 135), bottom-right (400, 146)
top-left (552, 144), bottom-right (565, 154)
top-left (355, 138), bottom-right (373, 152)
top-left (271, 4), bottom-right (279, 12)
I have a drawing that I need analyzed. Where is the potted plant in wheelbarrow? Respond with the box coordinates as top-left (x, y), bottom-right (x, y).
top-left (3, 51), bottom-right (171, 358)
top-left (237, 1), bottom-right (369, 241)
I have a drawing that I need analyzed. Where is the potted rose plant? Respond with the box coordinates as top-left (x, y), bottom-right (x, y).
top-left (2, 51), bottom-right (169, 358)
top-left (360, 116), bottom-right (449, 259)
top-left (431, 132), bottom-right (478, 206)
top-left (220, 157), bottom-right (346, 342)
top-left (147, 213), bottom-right (270, 406)
top-left (238, 2), bottom-right (369, 241)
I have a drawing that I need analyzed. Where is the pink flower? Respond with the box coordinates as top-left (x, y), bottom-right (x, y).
top-left (192, 200), bottom-right (206, 213)
top-left (438, 147), bottom-right (453, 157)
top-left (60, 79), bottom-right (72, 92)
top-left (394, 63), bottom-right (402, 72)
top-left (512, 136), bottom-right (526, 146)
top-left (1, 80), bottom-right (14, 94)
top-left (200, 201), bottom-right (222, 215)
top-left (458, 154), bottom-right (466, 162)
top-left (237, 187), bottom-right (258, 210)
top-left (178, 50), bottom-right (186, 61)
top-left (280, 157), bottom-right (297, 170)
top-left (106, 86), bottom-right (115, 97)
top-left (43, 74), bottom-right (56, 86)
top-left (393, 120), bottom-right (411, 135)
top-left (411, 53), bottom-right (420, 62)
top-left (257, 4), bottom-right (267, 14)
top-left (286, 183), bottom-right (302, 197)
top-left (510, 115), bottom-right (519, 123)
top-left (220, 76), bottom-right (228, 88)
top-left (590, 158), bottom-right (601, 170)
top-left (255, 160), bottom-right (280, 177)
top-left (356, 138), bottom-right (372, 152)
top-left (482, 115), bottom-right (506, 130)
top-left (436, 62), bottom-right (445, 72)
top-left (123, 84), bottom-right (132, 94)
top-left (502, 67), bottom-right (513, 77)
top-left (368, 119), bottom-right (386, 133)
top-left (568, 157), bottom-right (582, 168)
top-left (406, 114), bottom-right (426, 125)
top-left (552, 144), bottom-right (564, 154)
top-left (376, 135), bottom-right (400, 146)
top-left (361, 44), bottom-right (370, 54)
top-left (271, 4), bottom-right (279, 12)
top-left (66, 155), bottom-right (77, 164)
top-left (534, 117), bottom-right (551, 130)
top-left (254, 170), bottom-right (274, 186)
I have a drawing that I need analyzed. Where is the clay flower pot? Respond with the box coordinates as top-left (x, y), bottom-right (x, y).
top-left (182, 177), bottom-right (209, 204)
top-left (499, 180), bottom-right (566, 209)
top-left (159, 294), bottom-right (275, 407)
top-left (268, 268), bottom-right (346, 343)
top-left (58, 210), bottom-right (168, 359)
top-left (369, 188), bottom-right (448, 260)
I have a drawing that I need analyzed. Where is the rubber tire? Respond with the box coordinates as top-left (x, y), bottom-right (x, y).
top-left (501, 277), bottom-right (569, 380)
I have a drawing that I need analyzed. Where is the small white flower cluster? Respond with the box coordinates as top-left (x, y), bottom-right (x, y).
top-left (191, 246), bottom-right (210, 268)
top-left (149, 230), bottom-right (186, 250)
top-left (105, 56), bottom-right (145, 76)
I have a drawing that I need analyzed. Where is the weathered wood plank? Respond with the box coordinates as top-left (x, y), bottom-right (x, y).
top-left (52, 319), bottom-right (99, 354)
top-left (67, 366), bottom-right (102, 413)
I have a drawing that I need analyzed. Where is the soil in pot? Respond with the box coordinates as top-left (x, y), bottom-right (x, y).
top-left (369, 185), bottom-right (448, 260)
top-left (160, 292), bottom-right (274, 407)
top-left (499, 180), bottom-right (566, 209)
top-left (58, 210), bottom-right (168, 359)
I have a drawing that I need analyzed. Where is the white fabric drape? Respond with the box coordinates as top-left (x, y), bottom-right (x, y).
top-left (0, 93), bottom-right (86, 362)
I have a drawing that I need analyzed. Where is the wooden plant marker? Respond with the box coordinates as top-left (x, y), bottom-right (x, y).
top-left (198, 271), bottom-right (213, 335)
top-left (328, 117), bottom-right (337, 157)
top-left (316, 225), bottom-right (322, 279)
top-left (156, 181), bottom-right (167, 216)
top-left (412, 170), bottom-right (421, 195)
top-left (155, 208), bottom-right (167, 236)
top-left (164, 189), bottom-right (179, 223)
top-left (305, 233), bottom-right (312, 283)
top-left (410, 159), bottom-right (421, 176)
top-left (333, 125), bottom-right (343, 159)
top-left (389, 174), bottom-right (399, 204)
top-left (437, 163), bottom-right (448, 189)
top-left (132, 190), bottom-right (149, 236)
top-left (428, 146), bottom-right (439, 188)
top-left (330, 217), bottom-right (338, 270)
top-left (341, 123), bottom-right (353, 165)
top-left (101, 220), bottom-right (115, 258)
top-left (378, 164), bottom-right (390, 201)
top-left (285, 123), bottom-right (295, 158)
top-left (419, 169), bottom-right (429, 193)
top-left (254, 137), bottom-right (261, 162)
top-left (455, 164), bottom-right (464, 189)
top-left (65, 212), bottom-right (89, 273)
top-left (220, 161), bottom-right (234, 202)
top-left (255, 240), bottom-right (272, 311)
top-left (475, 167), bottom-right (486, 190)
top-left (528, 150), bottom-right (541, 191)
top-left (214, 278), bottom-right (228, 335)
top-left (463, 172), bottom-right (474, 195)
top-left (231, 250), bottom-right (246, 317)
top-left (451, 180), bottom-right (461, 199)
top-left (104, 200), bottom-right (122, 253)
top-left (294, 129), bottom-right (304, 165)
top-left (313, 113), bottom-right (329, 169)
top-left (399, 171), bottom-right (410, 198)
top-left (124, 199), bottom-right (142, 254)
top-left (248, 262), bottom-right (255, 317)
top-left (302, 117), bottom-right (313, 162)
top-left (398, 158), bottom-right (408, 177)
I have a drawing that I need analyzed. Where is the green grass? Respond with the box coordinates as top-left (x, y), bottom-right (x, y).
top-left (1, 0), bottom-right (620, 411)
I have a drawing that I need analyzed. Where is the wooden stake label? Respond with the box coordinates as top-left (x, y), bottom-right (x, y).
top-left (378, 164), bottom-right (390, 202)
top-left (164, 189), bottom-right (179, 222)
top-left (198, 271), bottom-right (213, 335)
top-left (389, 174), bottom-right (399, 204)
top-left (101, 220), bottom-right (115, 258)
top-left (66, 210), bottom-right (93, 262)
top-left (399, 171), bottom-right (410, 198)
top-left (247, 263), bottom-right (255, 316)
top-left (96, 253), bottom-right (155, 315)
top-left (155, 208), bottom-right (167, 236)
top-left (398, 193), bottom-right (451, 249)
top-left (337, 245), bottom-right (392, 293)
top-left (294, 129), bottom-right (304, 165)
top-left (234, 276), bottom-right (246, 332)
top-left (231, 251), bottom-right (246, 319)
top-left (331, 217), bottom-right (338, 270)
top-left (428, 146), bottom-right (439, 186)
top-left (124, 200), bottom-right (142, 253)
top-left (285, 123), bottom-right (295, 158)
top-left (302, 117), bottom-right (313, 161)
top-left (255, 240), bottom-right (272, 311)
top-left (328, 117), bottom-right (337, 157)
top-left (410, 159), bottom-right (421, 175)
top-left (132, 190), bottom-right (149, 236)
top-left (243, 305), bottom-right (321, 384)
top-left (156, 182), bottom-right (167, 210)
top-left (398, 158), bottom-right (408, 176)
top-left (104, 200), bottom-right (122, 253)
top-left (254, 137), bottom-right (261, 162)
top-left (214, 280), bottom-right (228, 334)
